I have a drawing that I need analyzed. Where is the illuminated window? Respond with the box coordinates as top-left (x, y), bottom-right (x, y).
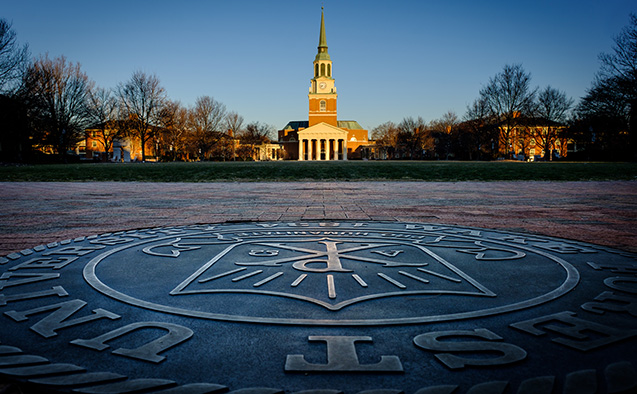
top-left (320, 100), bottom-right (326, 112)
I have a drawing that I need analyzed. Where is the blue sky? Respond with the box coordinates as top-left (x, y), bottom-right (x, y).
top-left (3, 0), bottom-right (635, 131)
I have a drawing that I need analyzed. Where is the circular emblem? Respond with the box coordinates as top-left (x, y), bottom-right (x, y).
top-left (84, 225), bottom-right (578, 325)
top-left (0, 221), bottom-right (635, 393)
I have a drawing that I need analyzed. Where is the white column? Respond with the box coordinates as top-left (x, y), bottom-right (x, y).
top-left (308, 139), bottom-right (313, 161)
top-left (298, 139), bottom-right (303, 161)
top-left (342, 139), bottom-right (348, 161)
top-left (332, 139), bottom-right (337, 161)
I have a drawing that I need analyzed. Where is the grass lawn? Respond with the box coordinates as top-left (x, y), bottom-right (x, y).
top-left (0, 161), bottom-right (636, 182)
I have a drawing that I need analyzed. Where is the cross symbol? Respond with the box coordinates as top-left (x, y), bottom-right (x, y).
top-left (236, 238), bottom-right (428, 273)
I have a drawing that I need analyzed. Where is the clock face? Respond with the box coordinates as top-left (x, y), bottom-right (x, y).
top-left (319, 82), bottom-right (327, 89)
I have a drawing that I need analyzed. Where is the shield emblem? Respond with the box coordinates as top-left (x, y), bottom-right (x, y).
top-left (170, 237), bottom-right (495, 311)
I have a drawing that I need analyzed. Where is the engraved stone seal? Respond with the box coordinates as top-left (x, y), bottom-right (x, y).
top-left (0, 221), bottom-right (635, 393)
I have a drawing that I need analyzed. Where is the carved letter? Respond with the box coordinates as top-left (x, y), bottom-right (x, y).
top-left (4, 299), bottom-right (120, 338)
top-left (0, 272), bottom-right (60, 291)
top-left (43, 245), bottom-right (104, 256)
top-left (534, 243), bottom-right (596, 254)
top-left (0, 286), bottom-right (68, 306)
top-left (581, 291), bottom-right (637, 317)
top-left (604, 277), bottom-right (637, 295)
top-left (71, 321), bottom-right (193, 363)
top-left (587, 262), bottom-right (637, 275)
top-left (142, 239), bottom-right (200, 258)
top-left (285, 336), bottom-right (403, 372)
top-left (413, 329), bottom-right (527, 370)
top-left (10, 257), bottom-right (77, 271)
top-left (510, 311), bottom-right (637, 351)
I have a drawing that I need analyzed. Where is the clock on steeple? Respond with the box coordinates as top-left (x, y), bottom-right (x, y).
top-left (308, 7), bottom-right (338, 127)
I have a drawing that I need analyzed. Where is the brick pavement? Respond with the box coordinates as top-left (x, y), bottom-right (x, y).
top-left (0, 181), bottom-right (636, 256)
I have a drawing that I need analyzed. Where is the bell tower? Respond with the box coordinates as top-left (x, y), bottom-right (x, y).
top-left (308, 7), bottom-right (337, 127)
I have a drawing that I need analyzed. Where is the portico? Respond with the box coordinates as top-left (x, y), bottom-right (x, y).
top-left (298, 123), bottom-right (348, 161)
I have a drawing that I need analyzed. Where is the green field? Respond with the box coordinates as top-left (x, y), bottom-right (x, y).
top-left (1, 161), bottom-right (636, 182)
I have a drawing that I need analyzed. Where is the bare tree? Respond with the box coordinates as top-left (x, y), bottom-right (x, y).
top-left (241, 121), bottom-right (273, 143)
top-left (189, 95), bottom-right (227, 160)
top-left (464, 98), bottom-right (496, 160)
top-left (579, 76), bottom-right (627, 120)
top-left (599, 13), bottom-right (637, 129)
top-left (397, 116), bottom-right (432, 159)
top-left (0, 19), bottom-right (29, 93)
top-left (158, 100), bottom-right (189, 161)
top-left (479, 64), bottom-right (537, 158)
top-left (440, 111), bottom-right (459, 127)
top-left (20, 55), bottom-right (93, 159)
top-left (87, 87), bottom-right (120, 160)
top-left (371, 121), bottom-right (399, 144)
top-left (579, 14), bottom-right (637, 155)
top-left (430, 111), bottom-right (458, 160)
top-left (534, 86), bottom-right (573, 160)
top-left (466, 97), bottom-right (490, 121)
top-left (238, 121), bottom-right (273, 160)
top-left (117, 71), bottom-right (166, 161)
top-left (225, 111), bottom-right (244, 161)
top-left (371, 121), bottom-right (399, 159)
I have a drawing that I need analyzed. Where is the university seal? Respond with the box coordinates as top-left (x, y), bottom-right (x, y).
top-left (0, 221), bottom-right (635, 393)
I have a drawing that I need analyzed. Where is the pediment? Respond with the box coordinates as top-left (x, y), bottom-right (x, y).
top-left (298, 122), bottom-right (348, 138)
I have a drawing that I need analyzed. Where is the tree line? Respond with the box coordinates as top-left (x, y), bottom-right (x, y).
top-left (372, 67), bottom-right (574, 161)
top-left (1, 14), bottom-right (636, 162)
top-left (371, 14), bottom-right (636, 161)
top-left (0, 19), bottom-right (274, 163)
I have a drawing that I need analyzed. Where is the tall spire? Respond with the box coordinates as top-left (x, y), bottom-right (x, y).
top-left (315, 7), bottom-right (330, 60)
top-left (318, 7), bottom-right (327, 51)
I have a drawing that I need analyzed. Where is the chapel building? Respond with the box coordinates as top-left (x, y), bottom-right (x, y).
top-left (278, 8), bottom-right (369, 160)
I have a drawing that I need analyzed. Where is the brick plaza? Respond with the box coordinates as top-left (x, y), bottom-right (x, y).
top-left (1, 181), bottom-right (635, 256)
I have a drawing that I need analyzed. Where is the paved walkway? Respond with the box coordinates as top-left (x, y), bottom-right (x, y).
top-left (1, 181), bottom-right (636, 256)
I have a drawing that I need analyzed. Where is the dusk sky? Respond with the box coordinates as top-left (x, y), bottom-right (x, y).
top-left (3, 1), bottom-right (635, 131)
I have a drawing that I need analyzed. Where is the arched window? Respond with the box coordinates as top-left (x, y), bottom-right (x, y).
top-left (315, 64), bottom-right (319, 77)
top-left (327, 64), bottom-right (331, 77)
top-left (320, 100), bottom-right (326, 112)
top-left (320, 63), bottom-right (326, 76)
